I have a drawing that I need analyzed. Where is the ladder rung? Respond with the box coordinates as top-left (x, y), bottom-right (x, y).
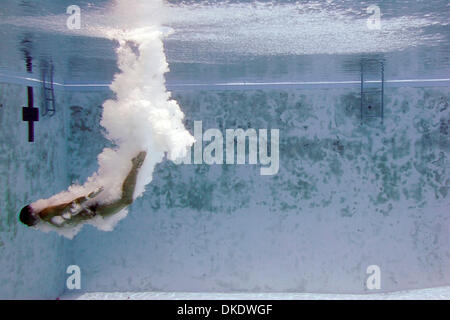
top-left (41, 62), bottom-right (56, 117)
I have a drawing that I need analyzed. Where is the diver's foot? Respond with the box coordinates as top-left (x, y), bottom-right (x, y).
top-left (132, 151), bottom-right (147, 168)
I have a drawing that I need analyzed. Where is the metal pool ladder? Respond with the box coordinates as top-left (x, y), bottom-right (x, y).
top-left (360, 61), bottom-right (384, 125)
top-left (41, 61), bottom-right (56, 117)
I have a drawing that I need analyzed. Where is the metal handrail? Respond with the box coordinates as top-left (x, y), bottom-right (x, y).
top-left (41, 62), bottom-right (56, 117)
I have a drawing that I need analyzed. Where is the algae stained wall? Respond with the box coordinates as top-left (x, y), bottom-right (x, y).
top-left (68, 86), bottom-right (449, 293)
top-left (0, 83), bottom-right (71, 299)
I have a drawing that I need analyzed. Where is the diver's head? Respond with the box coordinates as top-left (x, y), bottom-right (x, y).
top-left (19, 205), bottom-right (39, 227)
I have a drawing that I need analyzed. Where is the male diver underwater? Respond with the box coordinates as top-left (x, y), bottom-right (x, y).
top-left (19, 151), bottom-right (147, 228)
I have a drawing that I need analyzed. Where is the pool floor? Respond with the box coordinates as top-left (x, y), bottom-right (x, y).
top-left (61, 286), bottom-right (450, 300)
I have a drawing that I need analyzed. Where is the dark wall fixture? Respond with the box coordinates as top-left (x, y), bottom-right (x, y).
top-left (21, 36), bottom-right (39, 142)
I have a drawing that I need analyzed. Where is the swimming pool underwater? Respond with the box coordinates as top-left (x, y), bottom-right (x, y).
top-left (0, 0), bottom-right (449, 299)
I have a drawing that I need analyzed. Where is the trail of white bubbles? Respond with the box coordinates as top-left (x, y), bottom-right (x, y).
top-left (33, 0), bottom-right (194, 239)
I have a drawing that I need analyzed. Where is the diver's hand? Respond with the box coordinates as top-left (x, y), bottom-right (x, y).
top-left (80, 208), bottom-right (96, 219)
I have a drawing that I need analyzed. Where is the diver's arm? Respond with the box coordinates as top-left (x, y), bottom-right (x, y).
top-left (39, 188), bottom-right (104, 227)
top-left (60, 187), bottom-right (105, 217)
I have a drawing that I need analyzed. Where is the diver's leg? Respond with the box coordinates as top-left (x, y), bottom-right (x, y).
top-left (92, 151), bottom-right (147, 218)
top-left (121, 151), bottom-right (147, 204)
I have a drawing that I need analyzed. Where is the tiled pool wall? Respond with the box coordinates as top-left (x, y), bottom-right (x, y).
top-left (0, 82), bottom-right (71, 299)
top-left (67, 86), bottom-right (449, 294)
top-left (0, 83), bottom-right (449, 297)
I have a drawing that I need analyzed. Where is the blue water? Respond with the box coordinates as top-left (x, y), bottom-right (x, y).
top-left (0, 0), bottom-right (449, 298)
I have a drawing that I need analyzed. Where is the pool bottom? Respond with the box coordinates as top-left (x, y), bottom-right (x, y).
top-left (61, 286), bottom-right (450, 300)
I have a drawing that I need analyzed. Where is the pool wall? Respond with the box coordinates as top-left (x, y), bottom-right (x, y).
top-left (0, 82), bottom-right (71, 299)
top-left (0, 80), bottom-right (448, 297)
top-left (67, 86), bottom-right (449, 294)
